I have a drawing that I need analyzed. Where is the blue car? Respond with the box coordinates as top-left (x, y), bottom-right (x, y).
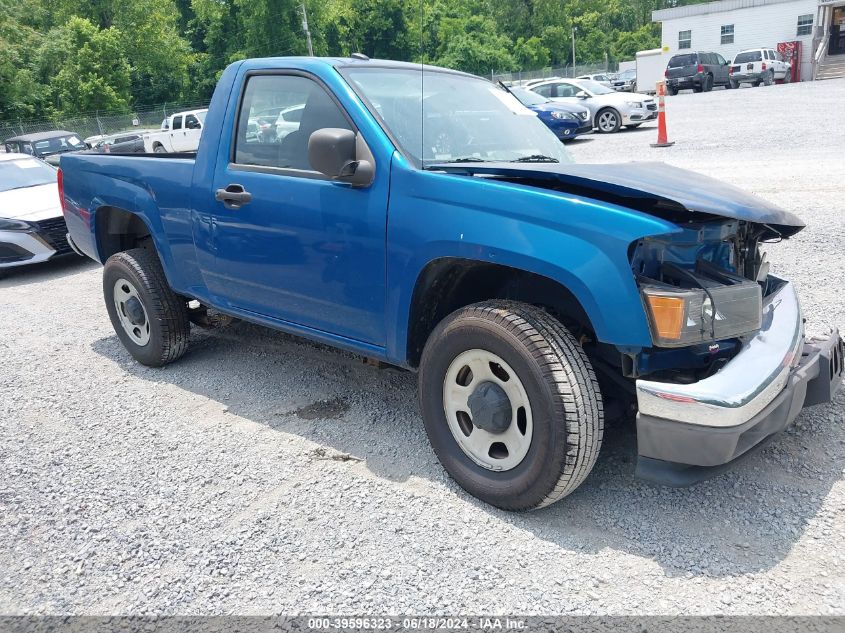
top-left (510, 86), bottom-right (592, 140)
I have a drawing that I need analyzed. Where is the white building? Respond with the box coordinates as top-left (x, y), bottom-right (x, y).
top-left (652, 0), bottom-right (845, 81)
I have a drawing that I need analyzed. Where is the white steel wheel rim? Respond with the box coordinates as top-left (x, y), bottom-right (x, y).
top-left (443, 349), bottom-right (533, 472)
top-left (113, 278), bottom-right (151, 346)
top-left (598, 111), bottom-right (617, 131)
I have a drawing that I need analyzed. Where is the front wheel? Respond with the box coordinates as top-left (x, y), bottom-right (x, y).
top-left (595, 108), bottom-right (622, 133)
top-left (153, 144), bottom-right (167, 154)
top-left (103, 248), bottom-right (190, 367)
top-left (763, 70), bottom-right (774, 86)
top-left (418, 301), bottom-right (604, 511)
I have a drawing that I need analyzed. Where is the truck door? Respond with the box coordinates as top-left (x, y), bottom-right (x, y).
top-left (169, 115), bottom-right (183, 151)
top-left (205, 72), bottom-right (388, 346)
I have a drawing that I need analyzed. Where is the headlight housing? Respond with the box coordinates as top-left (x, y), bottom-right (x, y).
top-left (625, 101), bottom-right (644, 108)
top-left (641, 280), bottom-right (762, 347)
top-left (550, 111), bottom-right (575, 120)
top-left (0, 218), bottom-right (32, 231)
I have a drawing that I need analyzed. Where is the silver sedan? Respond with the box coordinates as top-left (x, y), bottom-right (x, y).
top-left (529, 78), bottom-right (657, 133)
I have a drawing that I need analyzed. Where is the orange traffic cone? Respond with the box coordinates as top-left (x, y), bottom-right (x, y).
top-left (650, 81), bottom-right (675, 148)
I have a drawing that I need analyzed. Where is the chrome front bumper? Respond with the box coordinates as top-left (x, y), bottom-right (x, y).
top-left (637, 279), bottom-right (803, 428)
top-left (634, 278), bottom-right (844, 484)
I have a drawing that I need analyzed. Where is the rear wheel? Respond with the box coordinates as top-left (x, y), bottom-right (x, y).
top-left (153, 144), bottom-right (167, 153)
top-left (666, 86), bottom-right (678, 96)
top-left (595, 108), bottom-right (621, 133)
top-left (729, 79), bottom-right (739, 89)
top-left (103, 248), bottom-right (190, 367)
top-left (418, 301), bottom-right (604, 511)
top-left (702, 74), bottom-right (714, 92)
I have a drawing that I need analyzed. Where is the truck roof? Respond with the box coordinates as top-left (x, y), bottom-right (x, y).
top-left (237, 56), bottom-right (477, 79)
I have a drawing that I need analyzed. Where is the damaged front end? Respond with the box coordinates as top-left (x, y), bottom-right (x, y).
top-left (429, 159), bottom-right (842, 482)
top-left (626, 218), bottom-right (843, 486)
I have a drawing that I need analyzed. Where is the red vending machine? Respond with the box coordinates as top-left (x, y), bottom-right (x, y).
top-left (778, 41), bottom-right (802, 82)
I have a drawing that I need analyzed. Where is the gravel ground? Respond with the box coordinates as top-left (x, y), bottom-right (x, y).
top-left (1, 78), bottom-right (844, 617)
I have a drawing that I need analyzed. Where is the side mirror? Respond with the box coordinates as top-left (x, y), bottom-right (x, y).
top-left (308, 128), bottom-right (374, 186)
top-left (576, 90), bottom-right (589, 99)
top-left (186, 120), bottom-right (201, 130)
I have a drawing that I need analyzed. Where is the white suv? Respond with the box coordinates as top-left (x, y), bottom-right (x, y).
top-left (729, 48), bottom-right (791, 87)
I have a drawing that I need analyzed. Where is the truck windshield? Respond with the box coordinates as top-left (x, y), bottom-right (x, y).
top-left (342, 67), bottom-right (572, 167)
top-left (0, 157), bottom-right (56, 192)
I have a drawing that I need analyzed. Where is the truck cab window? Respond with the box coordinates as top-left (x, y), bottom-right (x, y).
top-left (184, 114), bottom-right (201, 130)
top-left (172, 116), bottom-right (183, 130)
top-left (234, 74), bottom-right (353, 172)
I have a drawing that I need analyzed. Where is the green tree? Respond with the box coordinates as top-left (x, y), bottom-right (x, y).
top-left (39, 16), bottom-right (131, 116)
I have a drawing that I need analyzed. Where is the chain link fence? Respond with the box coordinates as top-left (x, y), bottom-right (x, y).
top-left (0, 100), bottom-right (211, 146)
top-left (492, 62), bottom-right (618, 85)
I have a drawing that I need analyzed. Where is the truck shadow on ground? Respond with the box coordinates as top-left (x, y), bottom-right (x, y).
top-left (0, 255), bottom-right (96, 289)
top-left (91, 319), bottom-right (844, 579)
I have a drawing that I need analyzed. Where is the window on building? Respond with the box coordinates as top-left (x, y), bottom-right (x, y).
top-left (678, 30), bottom-right (692, 49)
top-left (797, 14), bottom-right (813, 36)
top-left (720, 24), bottom-right (734, 45)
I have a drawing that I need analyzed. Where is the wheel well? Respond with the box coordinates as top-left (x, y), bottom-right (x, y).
top-left (406, 258), bottom-right (593, 367)
top-left (95, 206), bottom-right (153, 261)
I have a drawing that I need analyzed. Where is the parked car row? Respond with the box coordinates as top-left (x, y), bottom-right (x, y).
top-left (665, 48), bottom-right (792, 94)
top-left (523, 77), bottom-right (657, 133)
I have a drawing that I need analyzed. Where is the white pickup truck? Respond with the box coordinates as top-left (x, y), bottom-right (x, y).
top-left (142, 109), bottom-right (208, 154)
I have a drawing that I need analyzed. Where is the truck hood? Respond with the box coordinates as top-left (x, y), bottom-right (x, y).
top-left (428, 161), bottom-right (805, 239)
top-left (0, 183), bottom-right (63, 222)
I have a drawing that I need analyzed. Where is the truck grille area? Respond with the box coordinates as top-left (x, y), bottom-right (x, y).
top-left (34, 217), bottom-right (73, 256)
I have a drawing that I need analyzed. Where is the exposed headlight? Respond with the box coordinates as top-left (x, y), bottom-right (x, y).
top-left (625, 101), bottom-right (644, 108)
top-left (0, 218), bottom-right (32, 231)
top-left (550, 111), bottom-right (576, 120)
top-left (640, 281), bottom-right (762, 347)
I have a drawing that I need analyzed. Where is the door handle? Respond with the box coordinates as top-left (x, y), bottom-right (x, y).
top-left (215, 184), bottom-right (253, 209)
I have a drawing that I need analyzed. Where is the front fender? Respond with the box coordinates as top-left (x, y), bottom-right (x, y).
top-left (385, 159), bottom-right (681, 363)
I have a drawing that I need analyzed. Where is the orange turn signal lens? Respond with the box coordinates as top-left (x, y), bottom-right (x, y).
top-left (645, 295), bottom-right (686, 341)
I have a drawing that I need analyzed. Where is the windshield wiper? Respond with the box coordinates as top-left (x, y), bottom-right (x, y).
top-left (436, 157), bottom-right (487, 164)
top-left (510, 154), bottom-right (559, 163)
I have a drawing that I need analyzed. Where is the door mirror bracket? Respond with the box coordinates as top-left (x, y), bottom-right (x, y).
top-left (308, 128), bottom-right (374, 186)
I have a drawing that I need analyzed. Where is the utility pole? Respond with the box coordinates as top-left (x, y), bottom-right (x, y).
top-left (301, 2), bottom-right (314, 56)
top-left (571, 26), bottom-right (577, 77)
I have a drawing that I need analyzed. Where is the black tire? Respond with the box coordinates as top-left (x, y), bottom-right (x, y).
top-left (693, 82), bottom-right (703, 93)
top-left (595, 108), bottom-right (621, 133)
top-left (783, 70), bottom-right (791, 84)
top-left (763, 70), bottom-right (774, 86)
top-left (153, 144), bottom-right (167, 154)
top-left (667, 86), bottom-right (678, 96)
top-left (418, 301), bottom-right (604, 511)
top-left (729, 79), bottom-right (739, 89)
top-left (702, 75), bottom-right (713, 92)
top-left (103, 247), bottom-right (190, 367)
top-left (625, 123), bottom-right (642, 129)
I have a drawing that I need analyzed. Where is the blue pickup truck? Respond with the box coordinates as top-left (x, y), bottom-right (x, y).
top-left (59, 57), bottom-right (843, 511)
